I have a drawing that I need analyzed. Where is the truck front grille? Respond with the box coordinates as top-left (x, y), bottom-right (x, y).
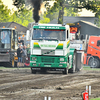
top-left (41, 50), bottom-right (55, 55)
top-left (41, 57), bottom-right (54, 63)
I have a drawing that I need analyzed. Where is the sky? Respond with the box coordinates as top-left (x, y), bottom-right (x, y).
top-left (78, 8), bottom-right (95, 17)
top-left (2, 0), bottom-right (95, 17)
top-left (2, 0), bottom-right (17, 10)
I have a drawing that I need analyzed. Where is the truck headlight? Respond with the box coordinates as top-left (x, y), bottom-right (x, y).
top-left (59, 64), bottom-right (63, 67)
top-left (33, 64), bottom-right (36, 66)
top-left (60, 62), bottom-right (66, 64)
top-left (32, 57), bottom-right (37, 60)
top-left (60, 58), bottom-right (64, 61)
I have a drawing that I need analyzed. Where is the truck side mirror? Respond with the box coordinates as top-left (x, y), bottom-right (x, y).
top-left (26, 30), bottom-right (30, 40)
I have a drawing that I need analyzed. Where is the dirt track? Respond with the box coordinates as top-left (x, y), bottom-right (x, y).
top-left (0, 68), bottom-right (100, 100)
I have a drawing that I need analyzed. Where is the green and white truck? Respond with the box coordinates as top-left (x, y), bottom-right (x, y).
top-left (26, 24), bottom-right (82, 74)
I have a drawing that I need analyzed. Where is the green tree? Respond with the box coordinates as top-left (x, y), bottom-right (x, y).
top-left (12, 0), bottom-right (100, 24)
top-left (39, 13), bottom-right (50, 24)
top-left (11, 9), bottom-right (33, 27)
top-left (11, 0), bottom-right (34, 27)
top-left (0, 0), bottom-right (11, 22)
top-left (45, 1), bottom-right (79, 23)
top-left (47, 0), bottom-right (99, 24)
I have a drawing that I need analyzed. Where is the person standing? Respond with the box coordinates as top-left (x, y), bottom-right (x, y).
top-left (22, 45), bottom-right (27, 66)
top-left (18, 37), bottom-right (24, 46)
top-left (17, 45), bottom-right (23, 67)
top-left (20, 38), bottom-right (24, 46)
top-left (18, 37), bottom-right (22, 46)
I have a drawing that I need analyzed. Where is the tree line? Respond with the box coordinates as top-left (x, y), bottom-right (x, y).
top-left (0, 0), bottom-right (33, 27)
top-left (1, 0), bottom-right (100, 27)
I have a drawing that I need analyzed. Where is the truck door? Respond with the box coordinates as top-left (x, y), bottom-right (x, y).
top-left (96, 40), bottom-right (100, 58)
top-left (11, 30), bottom-right (18, 50)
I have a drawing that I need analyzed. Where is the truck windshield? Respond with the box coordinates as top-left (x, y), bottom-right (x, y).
top-left (32, 29), bottom-right (65, 41)
top-left (0, 30), bottom-right (11, 49)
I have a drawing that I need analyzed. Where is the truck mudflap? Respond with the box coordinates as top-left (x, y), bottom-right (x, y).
top-left (0, 53), bottom-right (10, 62)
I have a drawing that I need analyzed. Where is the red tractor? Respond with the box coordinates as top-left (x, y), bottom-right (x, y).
top-left (83, 36), bottom-right (100, 68)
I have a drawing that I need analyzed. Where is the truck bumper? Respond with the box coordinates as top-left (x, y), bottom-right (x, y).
top-left (30, 55), bottom-right (68, 68)
top-left (31, 67), bottom-right (65, 71)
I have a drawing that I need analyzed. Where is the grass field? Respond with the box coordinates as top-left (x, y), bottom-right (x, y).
top-left (83, 66), bottom-right (100, 71)
top-left (0, 66), bottom-right (30, 69)
top-left (90, 98), bottom-right (100, 100)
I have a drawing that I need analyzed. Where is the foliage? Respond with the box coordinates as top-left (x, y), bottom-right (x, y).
top-left (4, 0), bottom-right (100, 25)
top-left (13, 0), bottom-right (25, 9)
top-left (10, 9), bottom-right (33, 27)
top-left (39, 14), bottom-right (50, 24)
top-left (0, 0), bottom-right (11, 22)
top-left (39, 17), bottom-right (50, 24)
top-left (0, 0), bottom-right (33, 27)
top-left (46, 0), bottom-right (100, 24)
top-left (64, 7), bottom-right (79, 17)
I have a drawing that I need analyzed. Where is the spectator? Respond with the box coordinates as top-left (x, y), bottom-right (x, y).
top-left (18, 37), bottom-right (22, 46)
top-left (18, 37), bottom-right (24, 46)
top-left (20, 38), bottom-right (24, 46)
top-left (17, 45), bottom-right (23, 67)
top-left (22, 45), bottom-right (27, 66)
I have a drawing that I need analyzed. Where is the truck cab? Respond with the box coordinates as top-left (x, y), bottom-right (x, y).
top-left (27, 24), bottom-right (79, 74)
top-left (84, 36), bottom-right (100, 68)
top-left (0, 28), bottom-right (18, 67)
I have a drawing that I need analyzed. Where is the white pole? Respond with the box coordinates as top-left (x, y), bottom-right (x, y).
top-left (44, 97), bottom-right (47, 100)
top-left (48, 97), bottom-right (51, 100)
top-left (86, 86), bottom-right (88, 92)
top-left (89, 86), bottom-right (91, 95)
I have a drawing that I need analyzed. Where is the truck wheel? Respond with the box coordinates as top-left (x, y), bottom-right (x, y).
top-left (89, 58), bottom-right (100, 68)
top-left (31, 68), bottom-right (36, 74)
top-left (63, 68), bottom-right (68, 75)
top-left (69, 52), bottom-right (76, 73)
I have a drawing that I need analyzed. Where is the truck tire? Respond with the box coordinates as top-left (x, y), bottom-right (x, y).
top-left (69, 52), bottom-right (76, 73)
top-left (63, 68), bottom-right (68, 75)
top-left (89, 58), bottom-right (100, 68)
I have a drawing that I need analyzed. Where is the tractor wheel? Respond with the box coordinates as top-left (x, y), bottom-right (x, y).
top-left (69, 51), bottom-right (77, 73)
top-left (89, 58), bottom-right (100, 68)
